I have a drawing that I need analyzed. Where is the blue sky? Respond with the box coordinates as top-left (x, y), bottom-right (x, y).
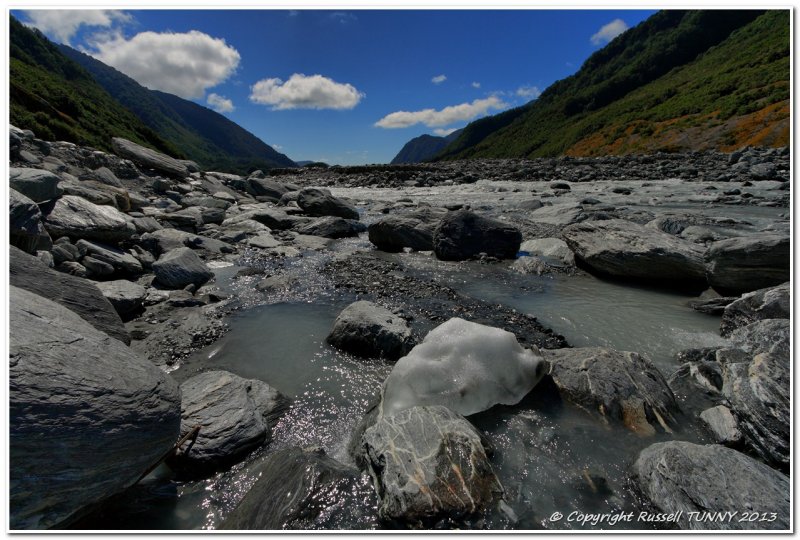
top-left (15, 9), bottom-right (656, 165)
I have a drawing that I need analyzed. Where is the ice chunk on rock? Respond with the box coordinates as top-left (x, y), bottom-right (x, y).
top-left (381, 318), bottom-right (547, 417)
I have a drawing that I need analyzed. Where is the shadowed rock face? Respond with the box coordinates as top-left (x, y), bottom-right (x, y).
top-left (562, 219), bottom-right (706, 287)
top-left (152, 247), bottom-right (214, 289)
top-left (297, 188), bottom-right (359, 220)
top-left (10, 188), bottom-right (51, 253)
top-left (362, 405), bottom-right (502, 522)
top-left (9, 286), bottom-right (181, 530)
top-left (368, 215), bottom-right (437, 252)
top-left (720, 282), bottom-right (789, 336)
top-left (722, 351), bottom-right (789, 471)
top-left (327, 300), bottom-right (415, 360)
top-left (544, 347), bottom-right (680, 435)
top-left (221, 447), bottom-right (378, 530)
top-left (633, 441), bottom-right (789, 531)
top-left (433, 209), bottom-right (522, 261)
top-left (704, 233), bottom-right (789, 295)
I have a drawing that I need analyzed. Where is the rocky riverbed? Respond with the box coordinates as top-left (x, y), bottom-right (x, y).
top-left (8, 125), bottom-right (791, 530)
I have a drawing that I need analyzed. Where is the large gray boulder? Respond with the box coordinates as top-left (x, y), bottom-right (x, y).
top-left (720, 282), bottom-right (789, 337)
top-left (294, 216), bottom-right (363, 239)
top-left (368, 215), bottom-right (437, 252)
top-left (722, 351), bottom-right (789, 470)
top-left (562, 219), bottom-right (706, 286)
top-left (544, 347), bottom-right (680, 435)
top-left (10, 188), bottom-right (51, 253)
top-left (728, 319), bottom-right (789, 359)
top-left (169, 371), bottom-right (288, 476)
top-left (111, 137), bottom-right (188, 178)
top-left (44, 195), bottom-right (135, 243)
top-left (633, 441), bottom-right (789, 530)
top-left (76, 239), bottom-right (144, 275)
top-left (327, 301), bottom-right (414, 360)
top-left (362, 405), bottom-right (502, 522)
top-left (10, 246), bottom-right (130, 344)
top-left (94, 280), bottom-right (147, 318)
top-left (152, 247), bottom-right (214, 289)
top-left (433, 209), bottom-right (521, 261)
top-left (10, 167), bottom-right (63, 202)
top-left (705, 233), bottom-right (789, 295)
top-left (9, 286), bottom-right (181, 529)
top-left (221, 447), bottom-right (377, 530)
top-left (245, 177), bottom-right (290, 201)
top-left (297, 188), bottom-right (359, 220)
top-left (519, 237), bottom-right (575, 266)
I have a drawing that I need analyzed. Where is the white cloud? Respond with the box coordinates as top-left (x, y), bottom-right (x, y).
top-left (516, 85), bottom-right (542, 99)
top-left (22, 9), bottom-right (130, 44)
top-left (272, 144), bottom-right (283, 150)
top-left (590, 18), bottom-right (629, 46)
top-left (471, 81), bottom-right (481, 89)
top-left (88, 30), bottom-right (241, 99)
top-left (433, 128), bottom-right (458, 137)
top-left (207, 93), bottom-right (234, 113)
top-left (329, 11), bottom-right (357, 24)
top-left (375, 96), bottom-right (507, 129)
top-left (431, 74), bottom-right (447, 84)
top-left (250, 73), bottom-right (364, 110)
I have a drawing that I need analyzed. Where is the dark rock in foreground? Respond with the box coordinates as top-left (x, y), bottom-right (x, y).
top-left (10, 246), bottom-right (130, 344)
top-left (362, 405), bottom-right (502, 522)
top-left (433, 209), bottom-right (521, 261)
top-left (722, 351), bottom-right (789, 471)
top-left (10, 167), bottom-right (63, 202)
top-left (544, 347), bottom-right (680, 435)
top-left (221, 447), bottom-right (378, 530)
top-left (10, 286), bottom-right (181, 529)
top-left (720, 282), bottom-right (789, 337)
top-left (169, 371), bottom-right (288, 476)
top-left (633, 441), bottom-right (789, 530)
top-left (94, 280), bottom-right (147, 318)
top-left (704, 233), bottom-right (789, 295)
top-left (327, 300), bottom-right (414, 360)
top-left (294, 216), bottom-right (363, 239)
top-left (368, 215), bottom-right (437, 252)
top-left (10, 188), bottom-right (51, 253)
top-left (562, 219), bottom-right (706, 287)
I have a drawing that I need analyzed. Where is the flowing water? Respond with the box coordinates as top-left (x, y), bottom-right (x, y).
top-left (75, 236), bottom-right (732, 530)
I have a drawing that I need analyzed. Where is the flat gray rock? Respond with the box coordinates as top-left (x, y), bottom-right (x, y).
top-left (562, 219), bottom-right (706, 286)
top-left (705, 233), bottom-right (789, 295)
top-left (297, 188), bottom-right (359, 220)
top-left (720, 282), bottom-right (789, 337)
top-left (152, 247), bottom-right (214, 289)
top-left (111, 137), bottom-right (188, 178)
top-left (528, 202), bottom-right (584, 226)
top-left (10, 188), bottom-right (50, 253)
top-left (722, 351), bottom-right (788, 470)
top-left (633, 441), bottom-right (789, 530)
top-left (520, 237), bottom-right (575, 265)
top-left (10, 167), bottom-right (63, 202)
top-left (10, 246), bottom-right (130, 344)
top-left (544, 347), bottom-right (679, 435)
top-left (699, 405), bottom-right (743, 446)
top-left (245, 178), bottom-right (290, 201)
top-left (362, 405), bottom-right (502, 522)
top-left (327, 300), bottom-right (414, 360)
top-left (433, 209), bottom-right (521, 261)
top-left (294, 216), bottom-right (363, 239)
top-left (94, 280), bottom-right (147, 317)
top-left (728, 319), bottom-right (789, 358)
top-left (9, 286), bottom-right (181, 529)
top-left (45, 195), bottom-right (135, 243)
top-left (169, 370), bottom-right (288, 475)
top-left (221, 447), bottom-right (377, 530)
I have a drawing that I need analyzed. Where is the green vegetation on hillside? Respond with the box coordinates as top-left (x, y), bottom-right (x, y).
top-left (437, 10), bottom-right (787, 159)
top-left (59, 46), bottom-right (296, 172)
top-left (9, 16), bottom-right (180, 156)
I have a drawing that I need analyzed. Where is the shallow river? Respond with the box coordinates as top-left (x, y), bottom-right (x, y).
top-left (75, 234), bottom-right (736, 530)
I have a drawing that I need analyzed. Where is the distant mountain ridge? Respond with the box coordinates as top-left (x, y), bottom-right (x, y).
top-left (9, 16), bottom-right (179, 156)
top-left (58, 45), bottom-right (296, 172)
top-left (436, 10), bottom-right (788, 160)
top-left (390, 129), bottom-right (463, 164)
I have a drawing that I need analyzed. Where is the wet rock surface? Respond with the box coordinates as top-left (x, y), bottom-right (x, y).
top-left (719, 282), bottom-right (789, 336)
top-left (704, 233), bottom-right (790, 295)
top-left (327, 300), bottom-right (415, 360)
top-left (362, 405), bottom-right (502, 522)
